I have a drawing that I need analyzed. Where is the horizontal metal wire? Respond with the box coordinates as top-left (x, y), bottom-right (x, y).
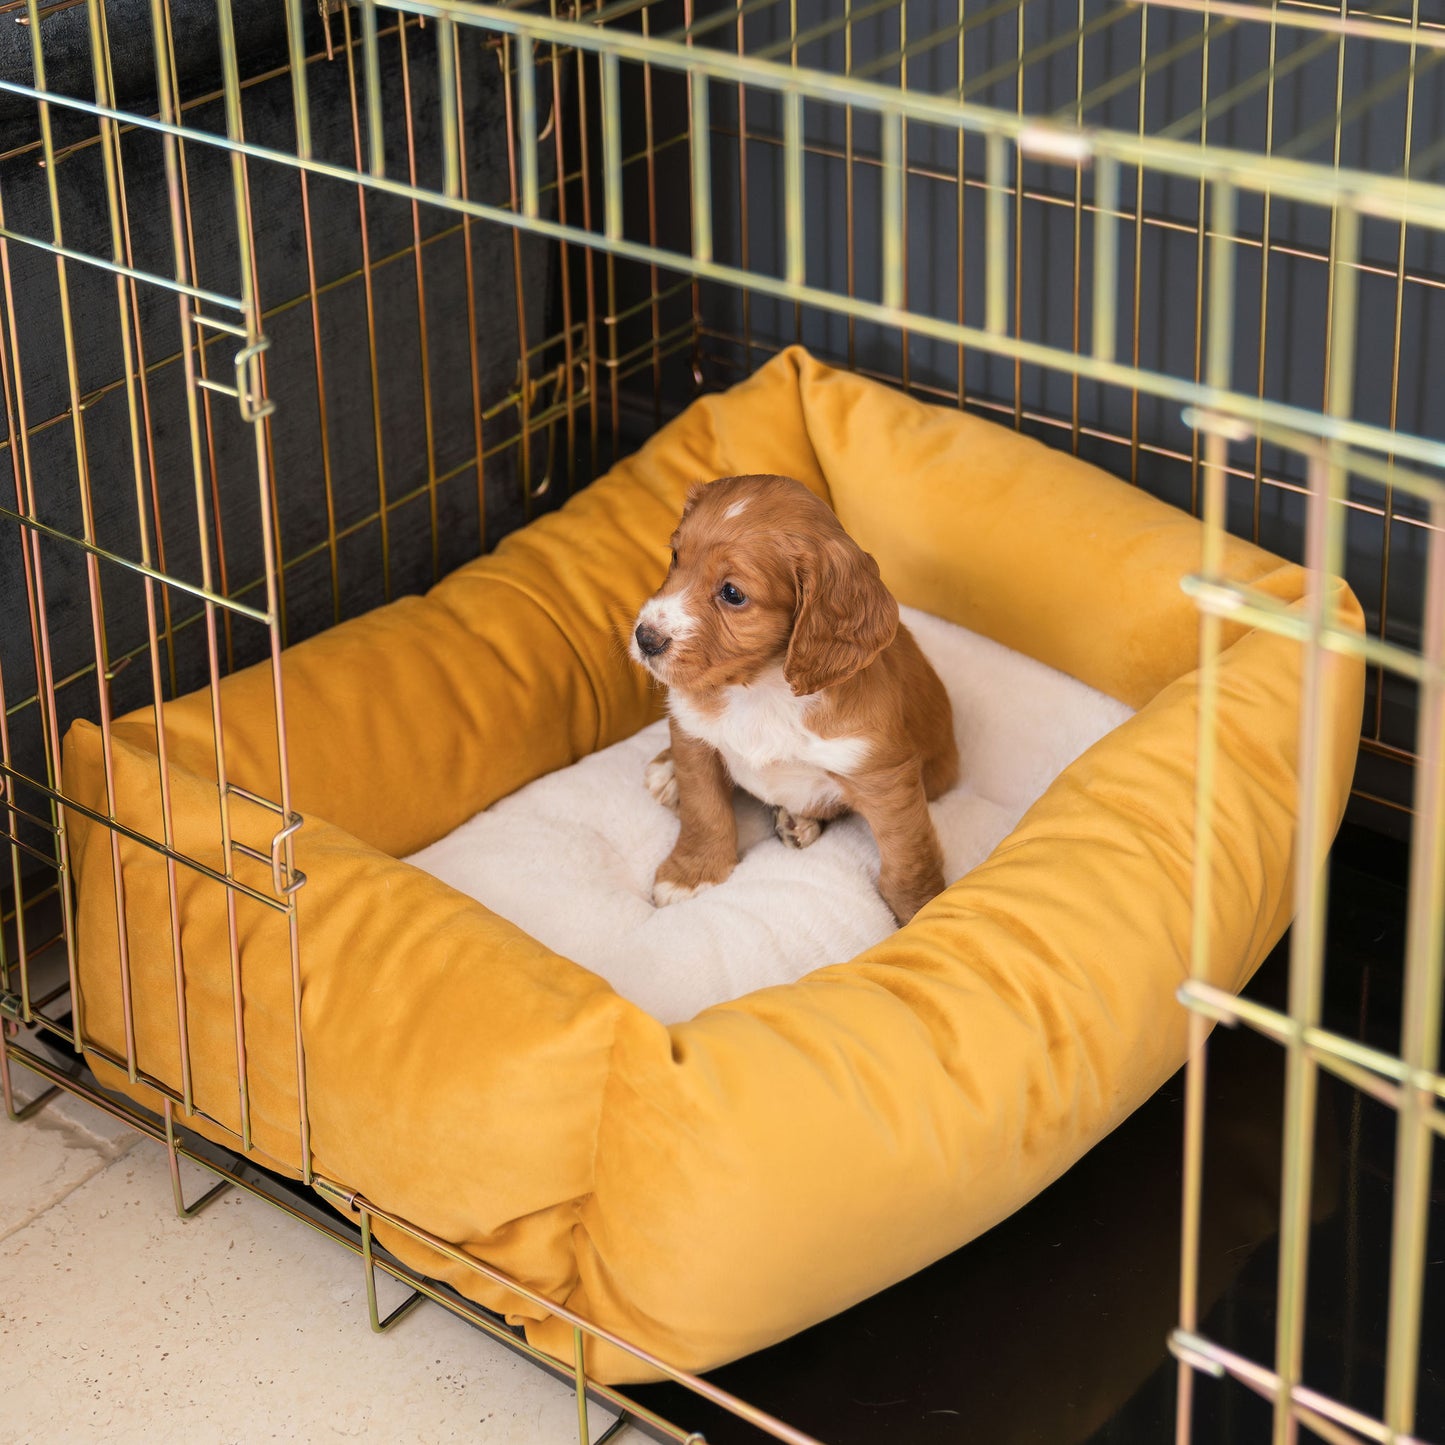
top-left (1171, 1328), bottom-right (1431, 1445)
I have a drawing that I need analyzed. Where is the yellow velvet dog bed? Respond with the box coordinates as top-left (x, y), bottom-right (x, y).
top-left (64, 347), bottom-right (1363, 1383)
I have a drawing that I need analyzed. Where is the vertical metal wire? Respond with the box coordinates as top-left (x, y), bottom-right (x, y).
top-left (544, 27), bottom-right (578, 497)
top-left (735, 0), bottom-right (753, 371)
top-left (1375, 1), bottom-right (1423, 744)
top-left (600, 52), bottom-right (623, 242)
top-left (499, 33), bottom-right (536, 507)
top-left (162, 0), bottom-right (236, 675)
top-left (641, 3), bottom-right (663, 425)
top-left (896, 2), bottom-right (910, 393)
top-left (341, 2), bottom-right (393, 600)
top-left (518, 35), bottom-right (540, 219)
top-left (1092, 155), bottom-right (1119, 363)
top-left (1177, 177), bottom-right (1237, 1445)
top-left (985, 134), bottom-right (1008, 335)
top-left (1187, 0), bottom-right (1215, 516)
top-left (1381, 498), bottom-right (1444, 1436)
top-left (297, 163), bottom-right (342, 624)
top-left (574, 1326), bottom-right (591, 1445)
top-left (361, 0), bottom-right (385, 178)
top-left (954, 0), bottom-right (966, 409)
top-left (690, 75), bottom-right (713, 264)
top-left (395, 22), bottom-right (442, 582)
top-left (25, 0), bottom-right (124, 1062)
top-left (453, 31), bottom-right (490, 540)
top-left (1250, 1), bottom-right (1282, 544)
top-left (1271, 201), bottom-right (1359, 1445)
top-left (783, 89), bottom-right (804, 290)
top-left (572, 27), bottom-right (599, 477)
top-left (436, 18), bottom-right (460, 200)
top-left (881, 112), bottom-right (903, 311)
top-left (1128, 3), bottom-right (1149, 485)
top-left (283, 0), bottom-right (312, 160)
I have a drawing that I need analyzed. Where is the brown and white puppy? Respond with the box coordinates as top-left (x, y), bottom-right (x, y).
top-left (629, 474), bottom-right (958, 925)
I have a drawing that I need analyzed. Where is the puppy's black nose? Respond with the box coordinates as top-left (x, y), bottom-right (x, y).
top-left (635, 623), bottom-right (670, 657)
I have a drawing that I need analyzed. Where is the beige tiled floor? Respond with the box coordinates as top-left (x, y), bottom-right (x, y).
top-left (0, 1069), bottom-right (636, 1444)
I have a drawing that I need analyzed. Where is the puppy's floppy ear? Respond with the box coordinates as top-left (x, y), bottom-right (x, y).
top-left (784, 535), bottom-right (899, 695)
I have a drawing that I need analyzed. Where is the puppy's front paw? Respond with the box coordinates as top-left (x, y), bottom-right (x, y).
top-left (652, 875), bottom-right (715, 906)
top-left (652, 848), bottom-right (734, 907)
top-left (773, 807), bottom-right (823, 850)
top-left (644, 749), bottom-right (680, 812)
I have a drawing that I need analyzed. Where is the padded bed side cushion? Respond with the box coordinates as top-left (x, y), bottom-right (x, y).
top-left (64, 347), bottom-right (1364, 1382)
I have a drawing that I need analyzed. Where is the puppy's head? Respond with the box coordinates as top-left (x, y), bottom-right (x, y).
top-left (629, 474), bottom-right (898, 696)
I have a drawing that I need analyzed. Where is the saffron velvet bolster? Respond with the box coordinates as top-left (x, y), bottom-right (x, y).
top-left (64, 348), bottom-right (1363, 1383)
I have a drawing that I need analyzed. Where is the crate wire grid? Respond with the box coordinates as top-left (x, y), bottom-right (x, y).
top-left (0, 2), bottom-right (1440, 1443)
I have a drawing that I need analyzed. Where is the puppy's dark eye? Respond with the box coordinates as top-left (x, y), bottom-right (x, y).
top-left (719, 582), bottom-right (746, 607)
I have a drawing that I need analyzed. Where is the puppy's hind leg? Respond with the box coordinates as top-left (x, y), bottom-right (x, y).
top-left (644, 747), bottom-right (679, 812)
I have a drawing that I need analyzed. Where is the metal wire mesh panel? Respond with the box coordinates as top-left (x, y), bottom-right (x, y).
top-left (0, 3), bottom-right (1441, 1443)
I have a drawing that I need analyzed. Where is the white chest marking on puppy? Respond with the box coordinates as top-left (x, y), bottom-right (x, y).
top-left (670, 668), bottom-right (869, 815)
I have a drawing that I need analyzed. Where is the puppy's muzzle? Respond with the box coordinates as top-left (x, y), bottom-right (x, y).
top-left (634, 622), bottom-right (670, 658)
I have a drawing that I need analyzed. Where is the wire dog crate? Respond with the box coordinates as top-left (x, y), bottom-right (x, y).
top-left (0, 2), bottom-right (1441, 1442)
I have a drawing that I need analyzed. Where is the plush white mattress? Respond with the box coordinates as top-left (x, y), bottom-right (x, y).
top-left (406, 608), bottom-right (1133, 1023)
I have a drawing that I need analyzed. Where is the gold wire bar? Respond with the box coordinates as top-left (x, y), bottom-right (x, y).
top-left (689, 74), bottom-right (712, 263)
top-left (1376, 0), bottom-right (1422, 744)
top-left (881, 111), bottom-right (903, 312)
top-left (437, 17), bottom-right (460, 198)
top-left (359, 1209), bottom-right (426, 1331)
top-left (217, 0), bottom-right (311, 1174)
top-left (1273, 350), bottom-right (1354, 1445)
top-left (0, 226), bottom-right (243, 311)
top-left (26, 0), bottom-right (120, 1063)
top-left (1092, 155), bottom-right (1118, 362)
top-left (1178, 178), bottom-right (1236, 1445)
top-left (312, 1179), bottom-right (826, 1445)
top-left (214, 0), bottom-right (273, 1154)
top-left (361, 0), bottom-right (386, 177)
top-left (499, 32), bottom-right (538, 506)
top-left (574, 1326), bottom-right (591, 1445)
top-left (1171, 1329), bottom-right (1432, 1445)
top-left (455, 32), bottom-right (491, 537)
top-left (341, 3), bottom-right (393, 601)
top-left (1143, 0), bottom-right (1445, 50)
top-left (0, 505), bottom-right (271, 623)
top-left (163, 1097), bottom-right (233, 1218)
top-left (601, 51), bottom-right (623, 240)
top-left (1178, 979), bottom-right (1445, 1123)
top-left (395, 22), bottom-right (442, 580)
top-left (985, 134), bottom-right (1007, 335)
top-left (283, 0), bottom-right (312, 159)
top-left (0, 202), bottom-right (64, 1036)
top-left (783, 88), bottom-right (803, 287)
top-left (518, 34), bottom-right (540, 218)
top-left (1182, 578), bottom-right (1439, 684)
top-left (10, 19), bottom-right (1445, 230)
top-left (1382, 499), bottom-right (1445, 1436)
